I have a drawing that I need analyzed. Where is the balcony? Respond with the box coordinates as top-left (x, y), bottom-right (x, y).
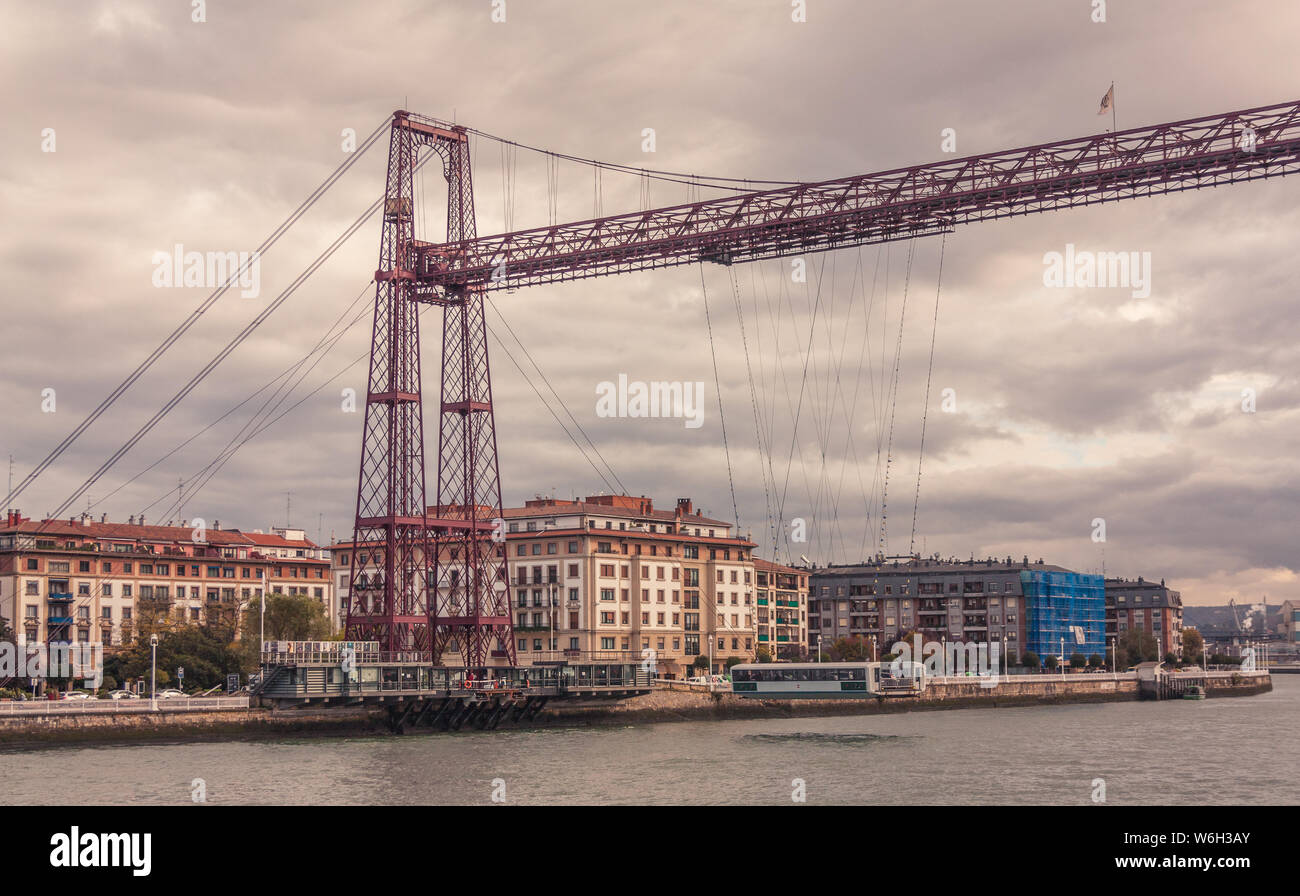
top-left (48, 592), bottom-right (74, 602)
top-left (47, 615), bottom-right (74, 625)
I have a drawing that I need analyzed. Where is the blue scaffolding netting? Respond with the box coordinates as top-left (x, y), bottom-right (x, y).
top-left (1020, 570), bottom-right (1106, 663)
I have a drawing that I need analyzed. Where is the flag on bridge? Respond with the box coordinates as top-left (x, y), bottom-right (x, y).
top-left (1098, 84), bottom-right (1114, 116)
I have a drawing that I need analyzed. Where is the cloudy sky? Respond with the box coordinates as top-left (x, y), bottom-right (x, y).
top-left (2, 0), bottom-right (1298, 606)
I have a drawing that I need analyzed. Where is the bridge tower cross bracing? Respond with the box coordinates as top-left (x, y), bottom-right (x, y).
top-left (345, 111), bottom-right (515, 666)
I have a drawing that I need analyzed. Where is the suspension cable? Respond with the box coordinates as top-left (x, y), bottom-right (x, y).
top-left (911, 234), bottom-right (946, 556)
top-left (43, 151), bottom-right (427, 528)
top-left (466, 127), bottom-right (802, 192)
top-left (879, 239), bottom-right (916, 558)
top-left (700, 265), bottom-right (740, 531)
top-left (484, 298), bottom-right (630, 497)
top-left (3, 116), bottom-right (390, 512)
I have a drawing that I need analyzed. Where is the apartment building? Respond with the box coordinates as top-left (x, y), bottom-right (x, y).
top-left (1105, 577), bottom-right (1184, 660)
top-left (0, 511), bottom-right (331, 648)
top-left (810, 556), bottom-right (1107, 665)
top-left (753, 558), bottom-right (809, 659)
top-left (503, 494), bottom-right (757, 678)
top-left (1282, 600), bottom-right (1300, 647)
top-left (248, 528), bottom-right (335, 624)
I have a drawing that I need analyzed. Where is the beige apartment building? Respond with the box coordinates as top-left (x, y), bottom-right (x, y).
top-left (0, 511), bottom-right (331, 648)
top-left (502, 494), bottom-right (757, 678)
top-left (753, 558), bottom-right (810, 659)
top-left (328, 493), bottom-right (766, 677)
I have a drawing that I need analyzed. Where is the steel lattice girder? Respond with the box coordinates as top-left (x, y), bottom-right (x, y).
top-left (410, 99), bottom-right (1300, 294)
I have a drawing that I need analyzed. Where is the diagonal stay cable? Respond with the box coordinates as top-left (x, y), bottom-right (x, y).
top-left (4, 117), bottom-right (389, 512)
top-left (484, 296), bottom-right (629, 496)
top-left (46, 184), bottom-right (392, 525)
top-left (142, 283), bottom-right (375, 519)
top-left (96, 281), bottom-right (374, 515)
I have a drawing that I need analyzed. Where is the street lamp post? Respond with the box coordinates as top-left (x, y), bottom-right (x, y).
top-left (149, 633), bottom-right (159, 711)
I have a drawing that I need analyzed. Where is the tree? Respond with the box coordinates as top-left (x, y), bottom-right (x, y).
top-left (0, 613), bottom-right (14, 643)
top-left (1004, 652), bottom-right (1018, 668)
top-left (723, 656), bottom-right (743, 671)
top-left (754, 645), bottom-right (774, 664)
top-left (1087, 653), bottom-right (1104, 669)
top-left (1164, 652), bottom-right (1177, 666)
top-left (1069, 652), bottom-right (1086, 669)
top-left (1115, 628), bottom-right (1159, 668)
top-left (1181, 629), bottom-right (1204, 666)
top-left (825, 636), bottom-right (871, 662)
top-left (1021, 651), bottom-right (1040, 670)
top-left (1044, 655), bottom-right (1059, 670)
top-left (108, 617), bottom-right (244, 692)
top-left (242, 593), bottom-right (332, 642)
top-left (692, 654), bottom-right (709, 671)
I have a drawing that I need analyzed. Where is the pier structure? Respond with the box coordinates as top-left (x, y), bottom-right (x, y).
top-left (254, 641), bottom-right (652, 731)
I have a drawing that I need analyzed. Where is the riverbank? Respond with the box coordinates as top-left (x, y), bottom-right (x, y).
top-left (541, 671), bottom-right (1272, 727)
top-left (0, 671), bottom-right (1271, 748)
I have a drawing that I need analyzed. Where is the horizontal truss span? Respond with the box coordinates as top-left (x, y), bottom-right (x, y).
top-left (412, 99), bottom-right (1300, 293)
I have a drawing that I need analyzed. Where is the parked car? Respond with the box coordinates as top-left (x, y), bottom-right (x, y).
top-left (105, 690), bottom-right (141, 700)
top-left (59, 691), bottom-right (94, 701)
top-left (156, 689), bottom-right (188, 700)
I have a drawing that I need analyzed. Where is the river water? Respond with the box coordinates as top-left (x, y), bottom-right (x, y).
top-left (2, 676), bottom-right (1296, 805)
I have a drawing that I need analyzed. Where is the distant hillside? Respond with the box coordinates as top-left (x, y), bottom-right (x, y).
top-left (1184, 604), bottom-right (1278, 635)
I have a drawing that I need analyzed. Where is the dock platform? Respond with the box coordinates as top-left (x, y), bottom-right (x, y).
top-left (255, 642), bottom-right (652, 731)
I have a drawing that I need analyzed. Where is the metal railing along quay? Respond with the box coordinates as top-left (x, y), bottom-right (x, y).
top-left (0, 696), bottom-right (250, 716)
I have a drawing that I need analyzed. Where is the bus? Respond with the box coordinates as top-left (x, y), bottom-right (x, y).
top-left (729, 661), bottom-right (925, 698)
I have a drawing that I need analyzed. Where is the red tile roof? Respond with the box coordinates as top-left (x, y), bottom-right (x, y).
top-left (503, 498), bottom-right (731, 529)
top-left (753, 557), bottom-right (805, 575)
top-left (0, 517), bottom-right (321, 550)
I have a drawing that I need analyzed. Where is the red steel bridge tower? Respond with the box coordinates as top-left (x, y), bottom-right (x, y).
top-left (346, 112), bottom-right (513, 666)
top-left (346, 99), bottom-right (1300, 664)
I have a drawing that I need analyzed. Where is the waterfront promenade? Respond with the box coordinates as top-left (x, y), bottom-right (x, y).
top-left (0, 669), bottom-right (1270, 746)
